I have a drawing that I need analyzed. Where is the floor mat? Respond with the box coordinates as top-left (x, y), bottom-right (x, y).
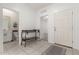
top-left (42, 45), bottom-right (66, 55)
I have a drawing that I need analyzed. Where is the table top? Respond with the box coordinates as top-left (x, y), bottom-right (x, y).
top-left (22, 29), bottom-right (40, 33)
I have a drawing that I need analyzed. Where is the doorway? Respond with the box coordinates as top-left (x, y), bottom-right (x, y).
top-left (40, 15), bottom-right (48, 41)
top-left (3, 8), bottom-right (19, 51)
top-left (3, 16), bottom-right (12, 42)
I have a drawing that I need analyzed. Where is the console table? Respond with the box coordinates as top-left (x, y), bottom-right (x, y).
top-left (21, 29), bottom-right (40, 47)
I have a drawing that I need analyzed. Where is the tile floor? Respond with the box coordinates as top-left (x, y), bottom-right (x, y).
top-left (2, 39), bottom-right (79, 55)
top-left (3, 39), bottom-right (52, 55)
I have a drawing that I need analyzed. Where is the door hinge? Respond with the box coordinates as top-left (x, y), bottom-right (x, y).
top-left (72, 12), bottom-right (73, 15)
top-left (54, 26), bottom-right (56, 31)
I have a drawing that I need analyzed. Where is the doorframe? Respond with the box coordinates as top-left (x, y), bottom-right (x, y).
top-left (2, 7), bottom-right (20, 45)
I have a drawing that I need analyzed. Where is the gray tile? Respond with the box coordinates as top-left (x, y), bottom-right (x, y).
top-left (3, 40), bottom-right (51, 55)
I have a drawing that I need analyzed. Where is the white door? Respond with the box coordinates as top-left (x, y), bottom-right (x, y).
top-left (3, 16), bottom-right (12, 42)
top-left (54, 9), bottom-right (73, 47)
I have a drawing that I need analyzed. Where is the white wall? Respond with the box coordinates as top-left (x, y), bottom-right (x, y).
top-left (73, 8), bottom-right (79, 50)
top-left (36, 3), bottom-right (79, 50)
top-left (1, 3), bottom-right (37, 45)
top-left (0, 5), bottom-right (3, 53)
top-left (35, 12), bottom-right (40, 29)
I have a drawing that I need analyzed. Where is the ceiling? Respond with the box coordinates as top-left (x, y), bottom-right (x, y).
top-left (27, 3), bottom-right (52, 11)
